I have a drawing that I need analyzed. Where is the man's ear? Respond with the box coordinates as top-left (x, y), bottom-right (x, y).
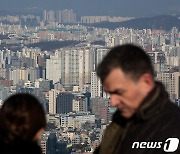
top-left (139, 73), bottom-right (155, 94)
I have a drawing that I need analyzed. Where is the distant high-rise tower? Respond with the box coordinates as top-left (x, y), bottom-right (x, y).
top-left (56, 92), bottom-right (74, 114)
top-left (47, 10), bottom-right (55, 22)
top-left (156, 72), bottom-right (175, 100)
top-left (43, 9), bottom-right (76, 23)
top-left (55, 10), bottom-right (62, 23)
top-left (91, 97), bottom-right (110, 124)
top-left (40, 135), bottom-right (48, 154)
top-left (91, 47), bottom-right (109, 98)
top-left (91, 72), bottom-right (101, 98)
top-left (46, 58), bottom-right (61, 84)
top-left (72, 94), bottom-right (88, 112)
top-left (61, 9), bottom-right (76, 23)
top-left (57, 47), bottom-right (93, 89)
top-left (43, 10), bottom-right (47, 22)
top-left (49, 89), bottom-right (60, 114)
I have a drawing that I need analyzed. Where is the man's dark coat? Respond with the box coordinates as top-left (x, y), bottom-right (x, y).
top-left (94, 82), bottom-right (180, 154)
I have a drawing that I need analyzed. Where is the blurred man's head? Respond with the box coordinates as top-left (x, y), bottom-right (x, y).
top-left (97, 44), bottom-right (155, 118)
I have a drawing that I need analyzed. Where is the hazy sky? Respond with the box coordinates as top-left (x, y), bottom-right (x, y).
top-left (0, 0), bottom-right (180, 17)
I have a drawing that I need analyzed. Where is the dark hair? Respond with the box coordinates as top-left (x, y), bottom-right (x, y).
top-left (0, 93), bottom-right (46, 143)
top-left (97, 44), bottom-right (154, 83)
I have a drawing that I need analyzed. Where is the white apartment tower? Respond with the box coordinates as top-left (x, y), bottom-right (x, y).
top-left (95, 48), bottom-right (109, 68)
top-left (46, 58), bottom-right (61, 84)
top-left (48, 89), bottom-right (60, 114)
top-left (91, 48), bottom-right (109, 98)
top-left (9, 68), bottom-right (20, 85)
top-left (59, 48), bottom-right (93, 89)
top-left (91, 72), bottom-right (101, 98)
top-left (72, 95), bottom-right (88, 112)
top-left (54, 47), bottom-right (108, 91)
top-left (22, 47), bottom-right (41, 67)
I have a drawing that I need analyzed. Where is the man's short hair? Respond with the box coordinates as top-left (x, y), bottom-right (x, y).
top-left (97, 44), bottom-right (154, 83)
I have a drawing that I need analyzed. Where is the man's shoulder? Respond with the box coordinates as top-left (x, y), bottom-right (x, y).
top-left (155, 102), bottom-right (180, 135)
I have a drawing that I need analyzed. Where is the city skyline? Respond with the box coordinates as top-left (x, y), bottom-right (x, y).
top-left (0, 0), bottom-right (180, 17)
top-left (0, 2), bottom-right (180, 153)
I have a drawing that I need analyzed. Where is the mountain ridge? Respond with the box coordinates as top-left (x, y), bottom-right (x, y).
top-left (84, 15), bottom-right (180, 31)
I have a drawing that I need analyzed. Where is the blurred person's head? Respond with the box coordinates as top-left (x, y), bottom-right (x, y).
top-left (0, 93), bottom-right (46, 143)
top-left (97, 44), bottom-right (155, 118)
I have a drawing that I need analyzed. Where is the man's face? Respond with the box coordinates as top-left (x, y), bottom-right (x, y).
top-left (103, 68), bottom-right (151, 118)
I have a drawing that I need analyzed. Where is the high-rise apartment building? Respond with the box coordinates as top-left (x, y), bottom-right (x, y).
top-left (56, 47), bottom-right (93, 90)
top-left (47, 10), bottom-right (55, 22)
top-left (48, 89), bottom-right (60, 114)
top-left (0, 68), bottom-right (7, 79)
top-left (0, 85), bottom-right (9, 101)
top-left (156, 72), bottom-right (175, 100)
top-left (40, 135), bottom-right (48, 154)
top-left (53, 47), bottom-right (109, 91)
top-left (91, 72), bottom-right (101, 98)
top-left (72, 94), bottom-right (88, 112)
top-left (95, 47), bottom-right (109, 69)
top-left (91, 98), bottom-right (110, 124)
top-left (8, 67), bottom-right (29, 84)
top-left (9, 68), bottom-right (20, 85)
top-left (43, 9), bottom-right (76, 23)
top-left (28, 67), bottom-right (38, 82)
top-left (61, 9), bottom-right (76, 23)
top-left (19, 67), bottom-right (28, 82)
top-left (91, 47), bottom-right (109, 98)
top-left (46, 58), bottom-right (61, 84)
top-left (56, 92), bottom-right (74, 114)
top-left (22, 47), bottom-right (41, 67)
